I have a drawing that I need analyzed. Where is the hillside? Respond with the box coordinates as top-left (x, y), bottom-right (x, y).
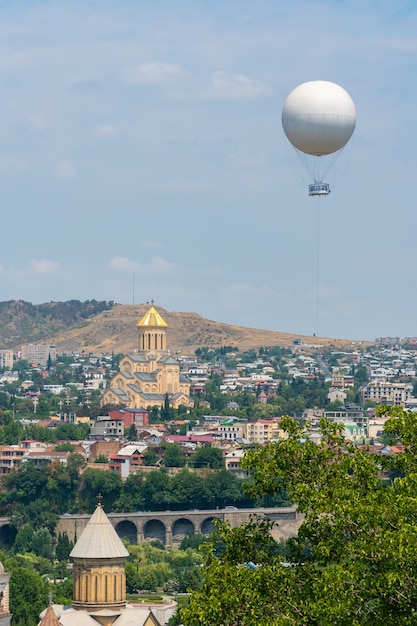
top-left (0, 300), bottom-right (369, 355)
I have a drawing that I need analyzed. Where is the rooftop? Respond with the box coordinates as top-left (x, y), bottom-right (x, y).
top-left (70, 503), bottom-right (129, 560)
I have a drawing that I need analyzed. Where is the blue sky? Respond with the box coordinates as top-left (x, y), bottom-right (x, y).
top-left (0, 0), bottom-right (416, 341)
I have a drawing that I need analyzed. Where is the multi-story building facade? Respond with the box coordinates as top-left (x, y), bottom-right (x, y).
top-left (0, 446), bottom-right (26, 474)
top-left (324, 406), bottom-right (368, 430)
top-left (21, 343), bottom-right (56, 367)
top-left (244, 419), bottom-right (283, 444)
top-left (89, 417), bottom-right (124, 439)
top-left (360, 380), bottom-right (412, 407)
top-left (218, 419), bottom-right (245, 441)
top-left (0, 350), bottom-right (13, 370)
top-left (224, 448), bottom-right (248, 478)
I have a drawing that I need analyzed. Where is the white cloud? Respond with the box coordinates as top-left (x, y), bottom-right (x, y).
top-left (54, 160), bottom-right (77, 179)
top-left (121, 62), bottom-right (186, 85)
top-left (142, 240), bottom-right (164, 249)
top-left (208, 71), bottom-right (273, 100)
top-left (108, 256), bottom-right (137, 272)
top-left (30, 259), bottom-right (60, 274)
top-left (91, 124), bottom-right (119, 139)
top-left (108, 256), bottom-right (177, 274)
top-left (148, 256), bottom-right (175, 272)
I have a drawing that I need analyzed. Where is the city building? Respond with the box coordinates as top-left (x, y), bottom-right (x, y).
top-left (39, 503), bottom-right (162, 626)
top-left (324, 406), bottom-right (368, 430)
top-left (20, 343), bottom-right (56, 367)
top-left (0, 446), bottom-right (26, 474)
top-left (109, 444), bottom-right (148, 478)
top-left (109, 408), bottom-right (149, 429)
top-left (244, 418), bottom-right (283, 444)
top-left (327, 387), bottom-right (347, 404)
top-left (89, 417), bottom-right (124, 439)
top-left (0, 351), bottom-right (13, 370)
top-left (331, 373), bottom-right (345, 388)
top-left (224, 449), bottom-right (248, 478)
top-left (102, 306), bottom-right (192, 411)
top-left (360, 380), bottom-right (412, 406)
top-left (218, 419), bottom-right (245, 441)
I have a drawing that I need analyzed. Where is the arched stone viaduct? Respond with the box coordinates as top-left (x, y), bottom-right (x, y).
top-left (52, 507), bottom-right (302, 547)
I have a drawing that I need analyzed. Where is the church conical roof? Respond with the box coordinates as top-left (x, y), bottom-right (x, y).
top-left (70, 503), bottom-right (129, 560)
top-left (39, 605), bottom-right (60, 626)
top-left (137, 306), bottom-right (168, 328)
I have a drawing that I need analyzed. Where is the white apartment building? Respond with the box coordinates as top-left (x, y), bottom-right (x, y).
top-left (21, 343), bottom-right (57, 367)
top-left (360, 380), bottom-right (412, 407)
top-left (0, 350), bottom-right (13, 370)
top-left (224, 449), bottom-right (248, 478)
top-left (218, 420), bottom-right (245, 440)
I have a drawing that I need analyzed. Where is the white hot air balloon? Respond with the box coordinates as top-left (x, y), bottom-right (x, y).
top-left (282, 80), bottom-right (356, 196)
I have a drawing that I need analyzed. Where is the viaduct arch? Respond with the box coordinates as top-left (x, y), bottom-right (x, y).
top-left (54, 507), bottom-right (301, 548)
top-left (0, 507), bottom-right (302, 549)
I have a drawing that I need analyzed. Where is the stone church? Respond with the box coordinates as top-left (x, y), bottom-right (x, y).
top-left (39, 503), bottom-right (162, 626)
top-left (102, 305), bottom-right (193, 411)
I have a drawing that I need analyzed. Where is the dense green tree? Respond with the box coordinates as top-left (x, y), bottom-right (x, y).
top-left (161, 393), bottom-right (172, 421)
top-left (203, 469), bottom-right (247, 508)
top-left (143, 448), bottom-right (159, 466)
top-left (66, 452), bottom-right (87, 481)
top-left (78, 468), bottom-right (122, 512)
top-left (126, 423), bottom-right (138, 440)
top-left (354, 364), bottom-right (369, 387)
top-left (114, 472), bottom-right (145, 512)
top-left (9, 567), bottom-right (49, 626)
top-left (6, 461), bottom-right (48, 505)
top-left (23, 499), bottom-right (59, 534)
top-left (14, 360), bottom-right (30, 380)
top-left (149, 405), bottom-right (160, 423)
top-left (182, 408), bottom-right (417, 625)
top-left (142, 470), bottom-right (170, 510)
top-left (4, 420), bottom-right (23, 445)
top-left (163, 443), bottom-right (185, 468)
top-left (170, 470), bottom-right (203, 509)
top-left (190, 446), bottom-right (224, 469)
top-left (13, 524), bottom-right (34, 554)
top-left (52, 577), bottom-right (73, 605)
top-left (249, 404), bottom-right (277, 419)
top-left (32, 527), bottom-right (53, 559)
top-left (125, 540), bottom-right (203, 595)
top-left (55, 532), bottom-right (73, 561)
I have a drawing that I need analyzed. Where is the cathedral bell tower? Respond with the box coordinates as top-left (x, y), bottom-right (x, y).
top-left (137, 305), bottom-right (168, 353)
top-left (70, 503), bottom-right (129, 624)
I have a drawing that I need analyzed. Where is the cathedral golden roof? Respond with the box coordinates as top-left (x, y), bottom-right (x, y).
top-left (137, 306), bottom-right (168, 328)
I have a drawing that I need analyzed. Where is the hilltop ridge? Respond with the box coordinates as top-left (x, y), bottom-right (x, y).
top-left (0, 300), bottom-right (369, 354)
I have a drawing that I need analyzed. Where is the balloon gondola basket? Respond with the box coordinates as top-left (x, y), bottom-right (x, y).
top-left (309, 182), bottom-right (330, 197)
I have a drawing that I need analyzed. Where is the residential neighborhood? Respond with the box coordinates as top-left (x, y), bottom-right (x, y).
top-left (0, 308), bottom-right (416, 486)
